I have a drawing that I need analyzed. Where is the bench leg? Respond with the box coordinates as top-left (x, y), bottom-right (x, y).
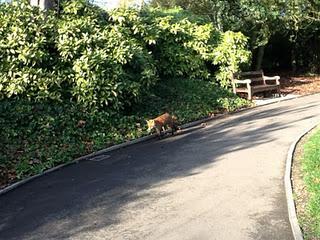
top-left (248, 89), bottom-right (252, 100)
top-left (232, 83), bottom-right (236, 94)
top-left (274, 86), bottom-right (281, 97)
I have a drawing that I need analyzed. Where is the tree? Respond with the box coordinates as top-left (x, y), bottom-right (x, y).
top-left (149, 0), bottom-right (320, 73)
top-left (275, 0), bottom-right (320, 72)
top-left (149, 0), bottom-right (283, 70)
top-left (149, 0), bottom-right (230, 30)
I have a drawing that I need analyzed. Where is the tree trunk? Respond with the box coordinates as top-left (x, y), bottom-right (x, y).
top-left (250, 31), bottom-right (258, 70)
top-left (41, 0), bottom-right (54, 10)
top-left (291, 47), bottom-right (297, 74)
top-left (30, 0), bottom-right (54, 10)
top-left (255, 45), bottom-right (265, 71)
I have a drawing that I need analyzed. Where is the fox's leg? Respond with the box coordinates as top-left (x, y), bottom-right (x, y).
top-left (158, 127), bottom-right (165, 137)
top-left (156, 128), bottom-right (162, 139)
top-left (171, 125), bottom-right (175, 135)
top-left (172, 124), bottom-right (179, 135)
top-left (160, 126), bottom-right (166, 137)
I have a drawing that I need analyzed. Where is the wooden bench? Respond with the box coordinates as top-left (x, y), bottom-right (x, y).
top-left (232, 70), bottom-right (280, 100)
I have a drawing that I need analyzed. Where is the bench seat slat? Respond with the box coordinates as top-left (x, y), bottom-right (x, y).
top-left (235, 85), bottom-right (278, 93)
top-left (234, 88), bottom-right (250, 93)
top-left (252, 85), bottom-right (279, 90)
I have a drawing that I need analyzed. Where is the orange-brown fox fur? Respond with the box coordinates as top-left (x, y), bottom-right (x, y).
top-left (147, 113), bottom-right (179, 137)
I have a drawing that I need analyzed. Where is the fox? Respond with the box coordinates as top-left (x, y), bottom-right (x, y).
top-left (147, 113), bottom-right (180, 138)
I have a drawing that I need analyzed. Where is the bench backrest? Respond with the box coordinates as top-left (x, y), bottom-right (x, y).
top-left (233, 70), bottom-right (265, 86)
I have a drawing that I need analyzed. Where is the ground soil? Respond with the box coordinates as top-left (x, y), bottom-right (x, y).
top-left (280, 75), bottom-right (320, 95)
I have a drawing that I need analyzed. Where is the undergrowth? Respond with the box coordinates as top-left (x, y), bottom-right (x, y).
top-left (0, 79), bottom-right (250, 187)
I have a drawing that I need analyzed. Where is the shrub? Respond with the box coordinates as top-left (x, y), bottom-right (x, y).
top-left (212, 31), bottom-right (251, 87)
top-left (0, 0), bottom-right (159, 110)
top-left (0, 2), bottom-right (250, 109)
top-left (57, 0), bottom-right (158, 109)
top-left (0, 0), bottom-right (59, 100)
top-left (133, 78), bottom-right (250, 122)
top-left (109, 7), bottom-right (251, 84)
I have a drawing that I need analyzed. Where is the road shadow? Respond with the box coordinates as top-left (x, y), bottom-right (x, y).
top-left (0, 98), bottom-right (319, 239)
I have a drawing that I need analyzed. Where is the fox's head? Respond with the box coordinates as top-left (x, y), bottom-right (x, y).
top-left (146, 120), bottom-right (155, 132)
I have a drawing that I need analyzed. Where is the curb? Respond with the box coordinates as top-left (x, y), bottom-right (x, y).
top-left (0, 108), bottom-right (236, 196)
top-left (1, 92), bottom-right (319, 196)
top-left (284, 123), bottom-right (319, 240)
top-left (0, 134), bottom-right (156, 196)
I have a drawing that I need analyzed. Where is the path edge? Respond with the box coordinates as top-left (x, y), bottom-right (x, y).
top-left (0, 114), bottom-right (220, 196)
top-left (285, 123), bottom-right (319, 240)
top-left (1, 93), bottom-right (319, 196)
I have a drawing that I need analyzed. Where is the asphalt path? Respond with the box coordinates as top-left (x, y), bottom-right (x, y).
top-left (1, 94), bottom-right (320, 240)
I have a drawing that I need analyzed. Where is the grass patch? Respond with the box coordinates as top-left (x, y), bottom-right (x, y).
top-left (300, 129), bottom-right (320, 239)
top-left (0, 79), bottom-right (250, 187)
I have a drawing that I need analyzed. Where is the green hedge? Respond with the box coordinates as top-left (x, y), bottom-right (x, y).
top-left (0, 0), bottom-right (250, 110)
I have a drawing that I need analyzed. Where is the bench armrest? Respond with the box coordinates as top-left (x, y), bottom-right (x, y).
top-left (233, 79), bottom-right (252, 84)
top-left (263, 75), bottom-right (280, 85)
top-left (232, 79), bottom-right (252, 94)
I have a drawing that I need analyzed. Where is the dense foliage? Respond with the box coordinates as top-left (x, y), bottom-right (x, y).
top-left (0, 0), bottom-right (250, 109)
top-left (0, 1), bottom-right (58, 100)
top-left (0, 0), bottom-right (251, 186)
top-left (150, 0), bottom-right (320, 73)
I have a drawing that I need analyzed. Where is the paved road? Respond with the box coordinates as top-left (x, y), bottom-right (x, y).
top-left (1, 95), bottom-right (320, 240)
